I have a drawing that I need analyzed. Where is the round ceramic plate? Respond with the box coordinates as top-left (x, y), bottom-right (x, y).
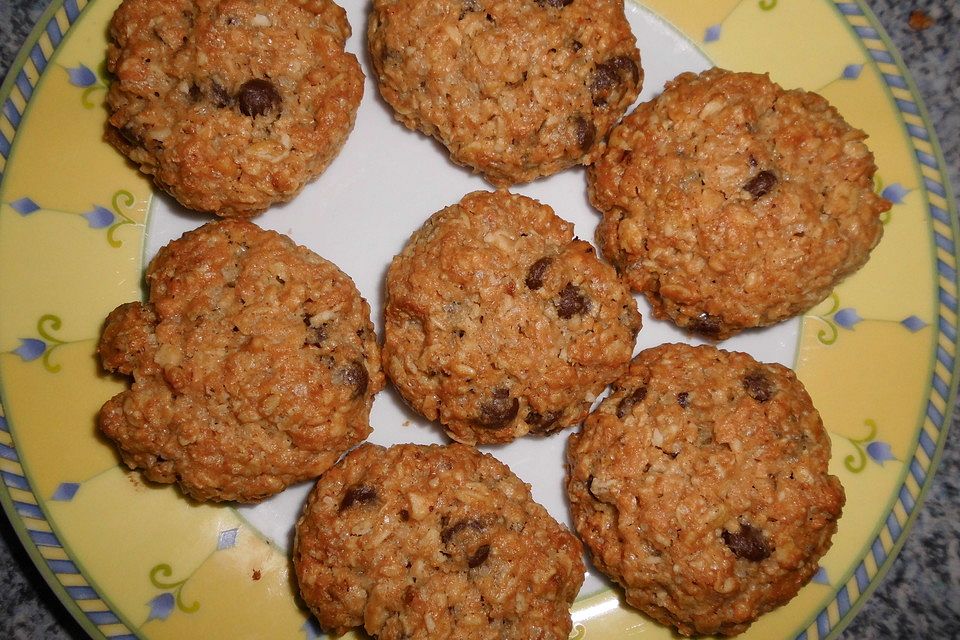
top-left (0, 0), bottom-right (956, 638)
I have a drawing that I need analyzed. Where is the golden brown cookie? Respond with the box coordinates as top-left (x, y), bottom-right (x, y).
top-left (97, 220), bottom-right (383, 502)
top-left (368, 0), bottom-right (642, 186)
top-left (294, 443), bottom-right (585, 639)
top-left (383, 190), bottom-right (641, 445)
top-left (566, 343), bottom-right (845, 636)
top-left (589, 68), bottom-right (890, 339)
top-left (106, 0), bottom-right (363, 217)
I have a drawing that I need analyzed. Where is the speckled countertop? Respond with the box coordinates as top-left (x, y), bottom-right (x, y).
top-left (1, 1), bottom-right (958, 639)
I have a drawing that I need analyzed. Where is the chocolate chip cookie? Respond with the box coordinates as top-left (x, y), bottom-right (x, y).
top-left (97, 220), bottom-right (383, 502)
top-left (106, 0), bottom-right (363, 216)
top-left (368, 0), bottom-right (642, 186)
top-left (566, 343), bottom-right (845, 636)
top-left (294, 442), bottom-right (585, 639)
top-left (383, 190), bottom-right (641, 445)
top-left (589, 68), bottom-right (890, 339)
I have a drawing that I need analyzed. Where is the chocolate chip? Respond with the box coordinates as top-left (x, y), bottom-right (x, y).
top-left (210, 81), bottom-right (232, 108)
top-left (556, 283), bottom-right (591, 319)
top-left (743, 170), bottom-right (778, 199)
top-left (615, 386), bottom-right (647, 419)
top-left (399, 509), bottom-right (410, 521)
top-left (525, 257), bottom-right (553, 290)
top-left (574, 115), bottom-right (596, 153)
top-left (743, 370), bottom-right (776, 403)
top-left (689, 313), bottom-right (723, 338)
top-left (468, 544), bottom-right (491, 568)
top-left (119, 126), bottom-right (141, 146)
top-left (677, 391), bottom-right (690, 408)
top-left (303, 316), bottom-right (326, 345)
top-left (336, 361), bottom-right (369, 398)
top-left (590, 56), bottom-right (640, 107)
top-left (475, 388), bottom-right (519, 428)
top-left (722, 523), bottom-right (772, 561)
top-left (188, 83), bottom-right (202, 101)
top-left (536, 0), bottom-right (574, 6)
top-left (339, 484), bottom-right (378, 511)
top-left (238, 78), bottom-right (281, 117)
top-left (525, 410), bottom-right (561, 433)
top-left (441, 518), bottom-right (484, 544)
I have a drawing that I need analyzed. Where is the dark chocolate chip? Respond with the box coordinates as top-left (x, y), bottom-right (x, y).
top-left (303, 316), bottom-right (326, 345)
top-left (525, 257), bottom-right (553, 290)
top-left (525, 410), bottom-right (561, 433)
top-left (555, 283), bottom-right (591, 319)
top-left (441, 518), bottom-right (484, 544)
top-left (337, 361), bottom-right (369, 398)
top-left (399, 509), bottom-right (410, 521)
top-left (574, 115), bottom-right (596, 153)
top-left (211, 81), bottom-right (232, 108)
top-left (615, 386), bottom-right (647, 419)
top-left (238, 78), bottom-right (281, 117)
top-left (743, 370), bottom-right (776, 403)
top-left (475, 388), bottom-right (520, 428)
top-left (722, 523), bottom-right (772, 561)
top-left (743, 170), bottom-right (778, 199)
top-left (536, 0), bottom-right (574, 6)
top-left (119, 125), bottom-right (142, 146)
top-left (468, 544), bottom-right (491, 568)
top-left (590, 56), bottom-right (640, 107)
top-left (188, 83), bottom-right (202, 101)
top-left (677, 391), bottom-right (690, 408)
top-left (340, 484), bottom-right (378, 511)
top-left (689, 313), bottom-right (723, 338)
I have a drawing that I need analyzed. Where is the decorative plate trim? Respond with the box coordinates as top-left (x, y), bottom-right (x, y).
top-left (0, 4), bottom-right (139, 639)
top-left (801, 3), bottom-right (959, 639)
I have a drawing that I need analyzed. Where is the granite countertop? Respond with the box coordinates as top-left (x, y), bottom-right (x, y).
top-left (1, 1), bottom-right (958, 638)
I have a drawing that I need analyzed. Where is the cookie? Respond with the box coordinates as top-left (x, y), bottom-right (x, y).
top-left (589, 68), bottom-right (890, 339)
top-left (294, 442), bottom-right (585, 639)
top-left (368, 0), bottom-right (642, 186)
top-left (383, 190), bottom-right (641, 445)
top-left (566, 343), bottom-right (845, 636)
top-left (97, 220), bottom-right (383, 502)
top-left (106, 0), bottom-right (363, 217)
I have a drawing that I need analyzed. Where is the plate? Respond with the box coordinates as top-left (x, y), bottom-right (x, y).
top-left (0, 1), bottom-right (956, 638)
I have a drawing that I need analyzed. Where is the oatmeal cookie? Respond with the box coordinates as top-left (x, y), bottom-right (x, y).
top-left (566, 343), bottom-right (845, 636)
top-left (383, 190), bottom-right (641, 445)
top-left (106, 0), bottom-right (363, 217)
top-left (368, 0), bottom-right (642, 186)
top-left (97, 220), bottom-right (383, 502)
top-left (294, 442), bottom-right (584, 639)
top-left (589, 68), bottom-right (890, 339)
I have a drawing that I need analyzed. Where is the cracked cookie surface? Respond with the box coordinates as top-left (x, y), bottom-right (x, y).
top-left (294, 442), bottom-right (584, 639)
top-left (383, 190), bottom-right (641, 445)
top-left (106, 0), bottom-right (363, 217)
top-left (97, 220), bottom-right (383, 502)
top-left (368, 0), bottom-right (641, 186)
top-left (566, 343), bottom-right (845, 636)
top-left (589, 68), bottom-right (890, 339)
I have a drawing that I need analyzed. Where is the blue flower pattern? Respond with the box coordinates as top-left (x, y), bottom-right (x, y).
top-left (4, 190), bottom-right (138, 246)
